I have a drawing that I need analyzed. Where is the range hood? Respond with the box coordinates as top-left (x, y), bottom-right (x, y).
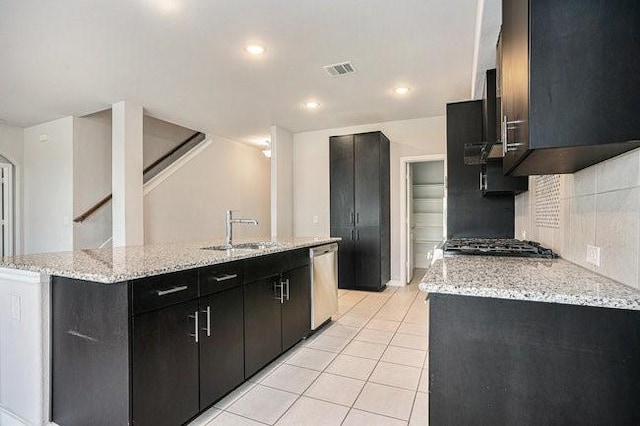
top-left (463, 142), bottom-right (503, 165)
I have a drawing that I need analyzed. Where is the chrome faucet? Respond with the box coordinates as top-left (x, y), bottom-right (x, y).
top-left (225, 210), bottom-right (258, 248)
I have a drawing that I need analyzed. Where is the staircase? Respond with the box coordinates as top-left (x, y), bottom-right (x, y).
top-left (73, 131), bottom-right (208, 248)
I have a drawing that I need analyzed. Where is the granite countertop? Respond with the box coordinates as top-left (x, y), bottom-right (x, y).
top-left (419, 253), bottom-right (640, 311)
top-left (0, 237), bottom-right (339, 284)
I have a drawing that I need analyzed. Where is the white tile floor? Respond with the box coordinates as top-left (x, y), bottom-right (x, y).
top-left (188, 273), bottom-right (429, 426)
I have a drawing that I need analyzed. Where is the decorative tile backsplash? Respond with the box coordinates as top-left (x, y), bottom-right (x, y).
top-left (534, 175), bottom-right (561, 228)
top-left (515, 148), bottom-right (640, 290)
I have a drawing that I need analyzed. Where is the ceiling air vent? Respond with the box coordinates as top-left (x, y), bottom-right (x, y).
top-left (323, 61), bottom-right (356, 77)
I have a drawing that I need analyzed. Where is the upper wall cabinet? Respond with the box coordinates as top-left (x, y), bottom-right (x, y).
top-left (501, 0), bottom-right (640, 176)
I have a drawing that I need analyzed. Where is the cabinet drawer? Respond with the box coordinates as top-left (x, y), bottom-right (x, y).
top-left (199, 262), bottom-right (243, 297)
top-left (243, 249), bottom-right (310, 283)
top-left (131, 270), bottom-right (198, 315)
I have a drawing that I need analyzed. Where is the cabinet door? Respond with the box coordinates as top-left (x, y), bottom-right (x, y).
top-left (355, 226), bottom-right (382, 290)
top-left (501, 0), bottom-right (530, 173)
top-left (330, 226), bottom-right (355, 289)
top-left (132, 301), bottom-right (199, 426)
top-left (282, 266), bottom-right (311, 351)
top-left (244, 277), bottom-right (283, 378)
top-left (199, 287), bottom-right (244, 409)
top-left (330, 135), bottom-right (355, 226)
top-left (354, 133), bottom-right (381, 227)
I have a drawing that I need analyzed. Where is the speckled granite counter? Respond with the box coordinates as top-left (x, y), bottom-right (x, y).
top-left (0, 237), bottom-right (339, 283)
top-left (419, 254), bottom-right (640, 311)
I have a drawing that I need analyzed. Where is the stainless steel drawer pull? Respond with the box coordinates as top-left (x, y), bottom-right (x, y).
top-left (213, 273), bottom-right (238, 282)
top-left (201, 306), bottom-right (211, 337)
top-left (189, 311), bottom-right (199, 343)
top-left (156, 285), bottom-right (188, 296)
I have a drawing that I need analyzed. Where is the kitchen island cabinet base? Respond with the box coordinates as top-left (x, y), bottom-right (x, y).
top-left (50, 248), bottom-right (316, 426)
top-left (429, 293), bottom-right (640, 425)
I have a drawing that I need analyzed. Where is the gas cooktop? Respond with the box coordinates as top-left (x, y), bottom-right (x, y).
top-left (443, 238), bottom-right (558, 259)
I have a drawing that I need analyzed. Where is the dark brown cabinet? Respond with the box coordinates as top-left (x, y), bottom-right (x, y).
top-left (501, 0), bottom-right (640, 176)
top-left (243, 276), bottom-right (283, 377)
top-left (51, 248), bottom-right (314, 426)
top-left (330, 131), bottom-right (390, 291)
top-left (132, 300), bottom-right (200, 426)
top-left (281, 266), bottom-right (311, 351)
top-left (482, 158), bottom-right (527, 195)
top-left (198, 287), bottom-right (244, 408)
top-left (480, 68), bottom-right (528, 195)
top-left (244, 255), bottom-right (311, 377)
top-left (447, 101), bottom-right (515, 238)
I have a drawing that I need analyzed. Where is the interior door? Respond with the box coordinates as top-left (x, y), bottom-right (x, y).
top-left (406, 163), bottom-right (414, 283)
top-left (0, 163), bottom-right (13, 257)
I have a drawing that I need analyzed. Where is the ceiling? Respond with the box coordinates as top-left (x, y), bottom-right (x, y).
top-left (0, 0), bottom-right (482, 145)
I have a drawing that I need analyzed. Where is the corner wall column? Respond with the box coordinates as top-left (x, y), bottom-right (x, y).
top-left (112, 101), bottom-right (144, 247)
top-left (270, 125), bottom-right (293, 238)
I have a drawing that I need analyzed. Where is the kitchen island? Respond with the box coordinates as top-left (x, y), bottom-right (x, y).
top-left (420, 253), bottom-right (640, 425)
top-left (0, 237), bottom-right (338, 426)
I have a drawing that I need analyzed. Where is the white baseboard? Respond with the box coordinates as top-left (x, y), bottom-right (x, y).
top-left (386, 280), bottom-right (405, 287)
top-left (0, 406), bottom-right (28, 426)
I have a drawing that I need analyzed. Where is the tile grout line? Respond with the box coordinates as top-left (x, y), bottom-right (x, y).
top-left (211, 286), bottom-right (429, 425)
top-left (262, 287), bottom-right (399, 426)
top-left (339, 287), bottom-right (422, 425)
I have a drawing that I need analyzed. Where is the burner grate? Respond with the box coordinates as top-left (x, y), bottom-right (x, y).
top-left (443, 238), bottom-right (557, 258)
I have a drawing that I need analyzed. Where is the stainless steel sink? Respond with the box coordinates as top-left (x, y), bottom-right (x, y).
top-left (201, 241), bottom-right (284, 251)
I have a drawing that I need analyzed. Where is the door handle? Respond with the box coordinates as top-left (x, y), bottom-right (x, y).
top-left (356, 229), bottom-right (360, 240)
top-left (189, 311), bottom-right (199, 343)
top-left (356, 212), bottom-right (359, 224)
top-left (201, 306), bottom-right (211, 337)
top-left (502, 115), bottom-right (524, 155)
top-left (350, 229), bottom-right (354, 240)
top-left (349, 211), bottom-right (354, 224)
top-left (274, 280), bottom-right (285, 304)
top-left (284, 278), bottom-right (290, 301)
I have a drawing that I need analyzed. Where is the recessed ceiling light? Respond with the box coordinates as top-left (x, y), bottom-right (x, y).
top-left (262, 149), bottom-right (272, 158)
top-left (394, 87), bottom-right (410, 95)
top-left (305, 101), bottom-right (320, 109)
top-left (151, 0), bottom-right (181, 14)
top-left (246, 44), bottom-right (266, 55)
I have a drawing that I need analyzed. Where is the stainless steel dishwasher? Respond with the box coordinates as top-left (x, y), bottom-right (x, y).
top-left (310, 243), bottom-right (338, 330)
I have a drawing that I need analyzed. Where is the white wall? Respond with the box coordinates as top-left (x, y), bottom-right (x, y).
top-left (0, 124), bottom-right (24, 255)
top-left (270, 125), bottom-right (293, 237)
top-left (144, 135), bottom-right (271, 244)
top-left (73, 110), bottom-right (112, 249)
top-left (23, 117), bottom-right (74, 254)
top-left (515, 148), bottom-right (640, 290)
top-left (293, 115), bottom-right (446, 282)
top-left (143, 115), bottom-right (196, 169)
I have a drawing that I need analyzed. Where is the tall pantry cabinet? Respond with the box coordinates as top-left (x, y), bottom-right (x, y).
top-left (330, 131), bottom-right (390, 291)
